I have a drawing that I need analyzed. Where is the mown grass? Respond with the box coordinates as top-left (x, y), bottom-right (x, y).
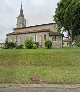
top-left (0, 47), bottom-right (80, 84)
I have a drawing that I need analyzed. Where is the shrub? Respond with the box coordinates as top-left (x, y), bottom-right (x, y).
top-left (8, 42), bottom-right (16, 48)
top-left (16, 45), bottom-right (24, 49)
top-left (33, 44), bottom-right (37, 49)
top-left (35, 42), bottom-right (39, 48)
top-left (33, 42), bottom-right (39, 48)
top-left (4, 41), bottom-right (16, 49)
top-left (4, 41), bottom-right (9, 49)
top-left (44, 40), bottom-right (52, 49)
top-left (77, 42), bottom-right (80, 47)
top-left (25, 38), bottom-right (33, 49)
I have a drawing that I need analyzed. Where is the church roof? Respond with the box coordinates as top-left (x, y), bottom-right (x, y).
top-left (49, 31), bottom-right (63, 36)
top-left (13, 23), bottom-right (56, 30)
top-left (7, 29), bottom-right (49, 36)
top-left (18, 2), bottom-right (24, 17)
top-left (7, 29), bottom-right (63, 36)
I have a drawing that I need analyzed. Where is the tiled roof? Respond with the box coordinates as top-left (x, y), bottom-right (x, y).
top-left (13, 23), bottom-right (57, 30)
top-left (49, 31), bottom-right (63, 36)
top-left (7, 29), bottom-right (63, 36)
top-left (7, 29), bottom-right (50, 36)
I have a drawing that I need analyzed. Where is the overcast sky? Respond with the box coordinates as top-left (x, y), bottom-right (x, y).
top-left (0, 0), bottom-right (60, 43)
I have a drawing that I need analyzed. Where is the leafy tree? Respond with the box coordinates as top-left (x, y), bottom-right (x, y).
top-left (54, 0), bottom-right (80, 40)
top-left (44, 40), bottom-right (52, 49)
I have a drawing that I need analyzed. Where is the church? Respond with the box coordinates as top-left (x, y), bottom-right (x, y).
top-left (7, 4), bottom-right (63, 48)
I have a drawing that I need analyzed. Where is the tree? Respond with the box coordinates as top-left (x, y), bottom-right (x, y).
top-left (54, 0), bottom-right (80, 40)
top-left (44, 40), bottom-right (52, 49)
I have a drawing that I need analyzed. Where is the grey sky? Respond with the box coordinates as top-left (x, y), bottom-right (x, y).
top-left (0, 0), bottom-right (60, 42)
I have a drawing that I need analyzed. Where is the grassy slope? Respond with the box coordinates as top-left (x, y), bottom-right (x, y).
top-left (0, 47), bottom-right (80, 84)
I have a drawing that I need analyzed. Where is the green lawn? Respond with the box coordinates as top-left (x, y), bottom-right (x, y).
top-left (0, 47), bottom-right (80, 84)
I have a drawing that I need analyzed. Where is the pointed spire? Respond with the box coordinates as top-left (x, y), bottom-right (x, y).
top-left (21, 2), bottom-right (22, 9)
top-left (20, 2), bottom-right (24, 17)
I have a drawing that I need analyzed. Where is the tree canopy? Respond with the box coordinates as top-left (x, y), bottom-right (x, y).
top-left (54, 0), bottom-right (80, 40)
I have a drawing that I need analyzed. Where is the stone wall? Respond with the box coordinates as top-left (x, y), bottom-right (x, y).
top-left (52, 41), bottom-right (62, 48)
top-left (49, 36), bottom-right (63, 48)
top-left (7, 32), bottom-right (49, 47)
top-left (7, 32), bottom-right (63, 48)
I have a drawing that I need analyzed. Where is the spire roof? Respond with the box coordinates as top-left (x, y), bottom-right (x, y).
top-left (20, 2), bottom-right (24, 17)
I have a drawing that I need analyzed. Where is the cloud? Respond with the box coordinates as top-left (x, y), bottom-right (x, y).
top-left (0, 0), bottom-right (60, 42)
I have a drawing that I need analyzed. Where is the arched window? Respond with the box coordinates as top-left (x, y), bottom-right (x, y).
top-left (44, 34), bottom-right (46, 40)
top-left (34, 34), bottom-right (37, 42)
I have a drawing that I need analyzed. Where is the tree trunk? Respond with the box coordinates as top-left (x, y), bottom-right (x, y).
top-left (70, 22), bottom-right (73, 42)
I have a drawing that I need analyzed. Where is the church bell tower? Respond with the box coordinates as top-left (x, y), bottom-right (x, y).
top-left (17, 3), bottom-right (26, 28)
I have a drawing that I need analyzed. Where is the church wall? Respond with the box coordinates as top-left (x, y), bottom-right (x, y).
top-left (7, 35), bottom-right (17, 43)
top-left (7, 34), bottom-right (26, 46)
top-left (7, 32), bottom-right (63, 48)
top-left (7, 32), bottom-right (49, 47)
top-left (56, 36), bottom-right (63, 48)
top-left (49, 36), bottom-right (63, 48)
top-left (16, 34), bottom-right (25, 45)
top-left (16, 32), bottom-right (49, 47)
